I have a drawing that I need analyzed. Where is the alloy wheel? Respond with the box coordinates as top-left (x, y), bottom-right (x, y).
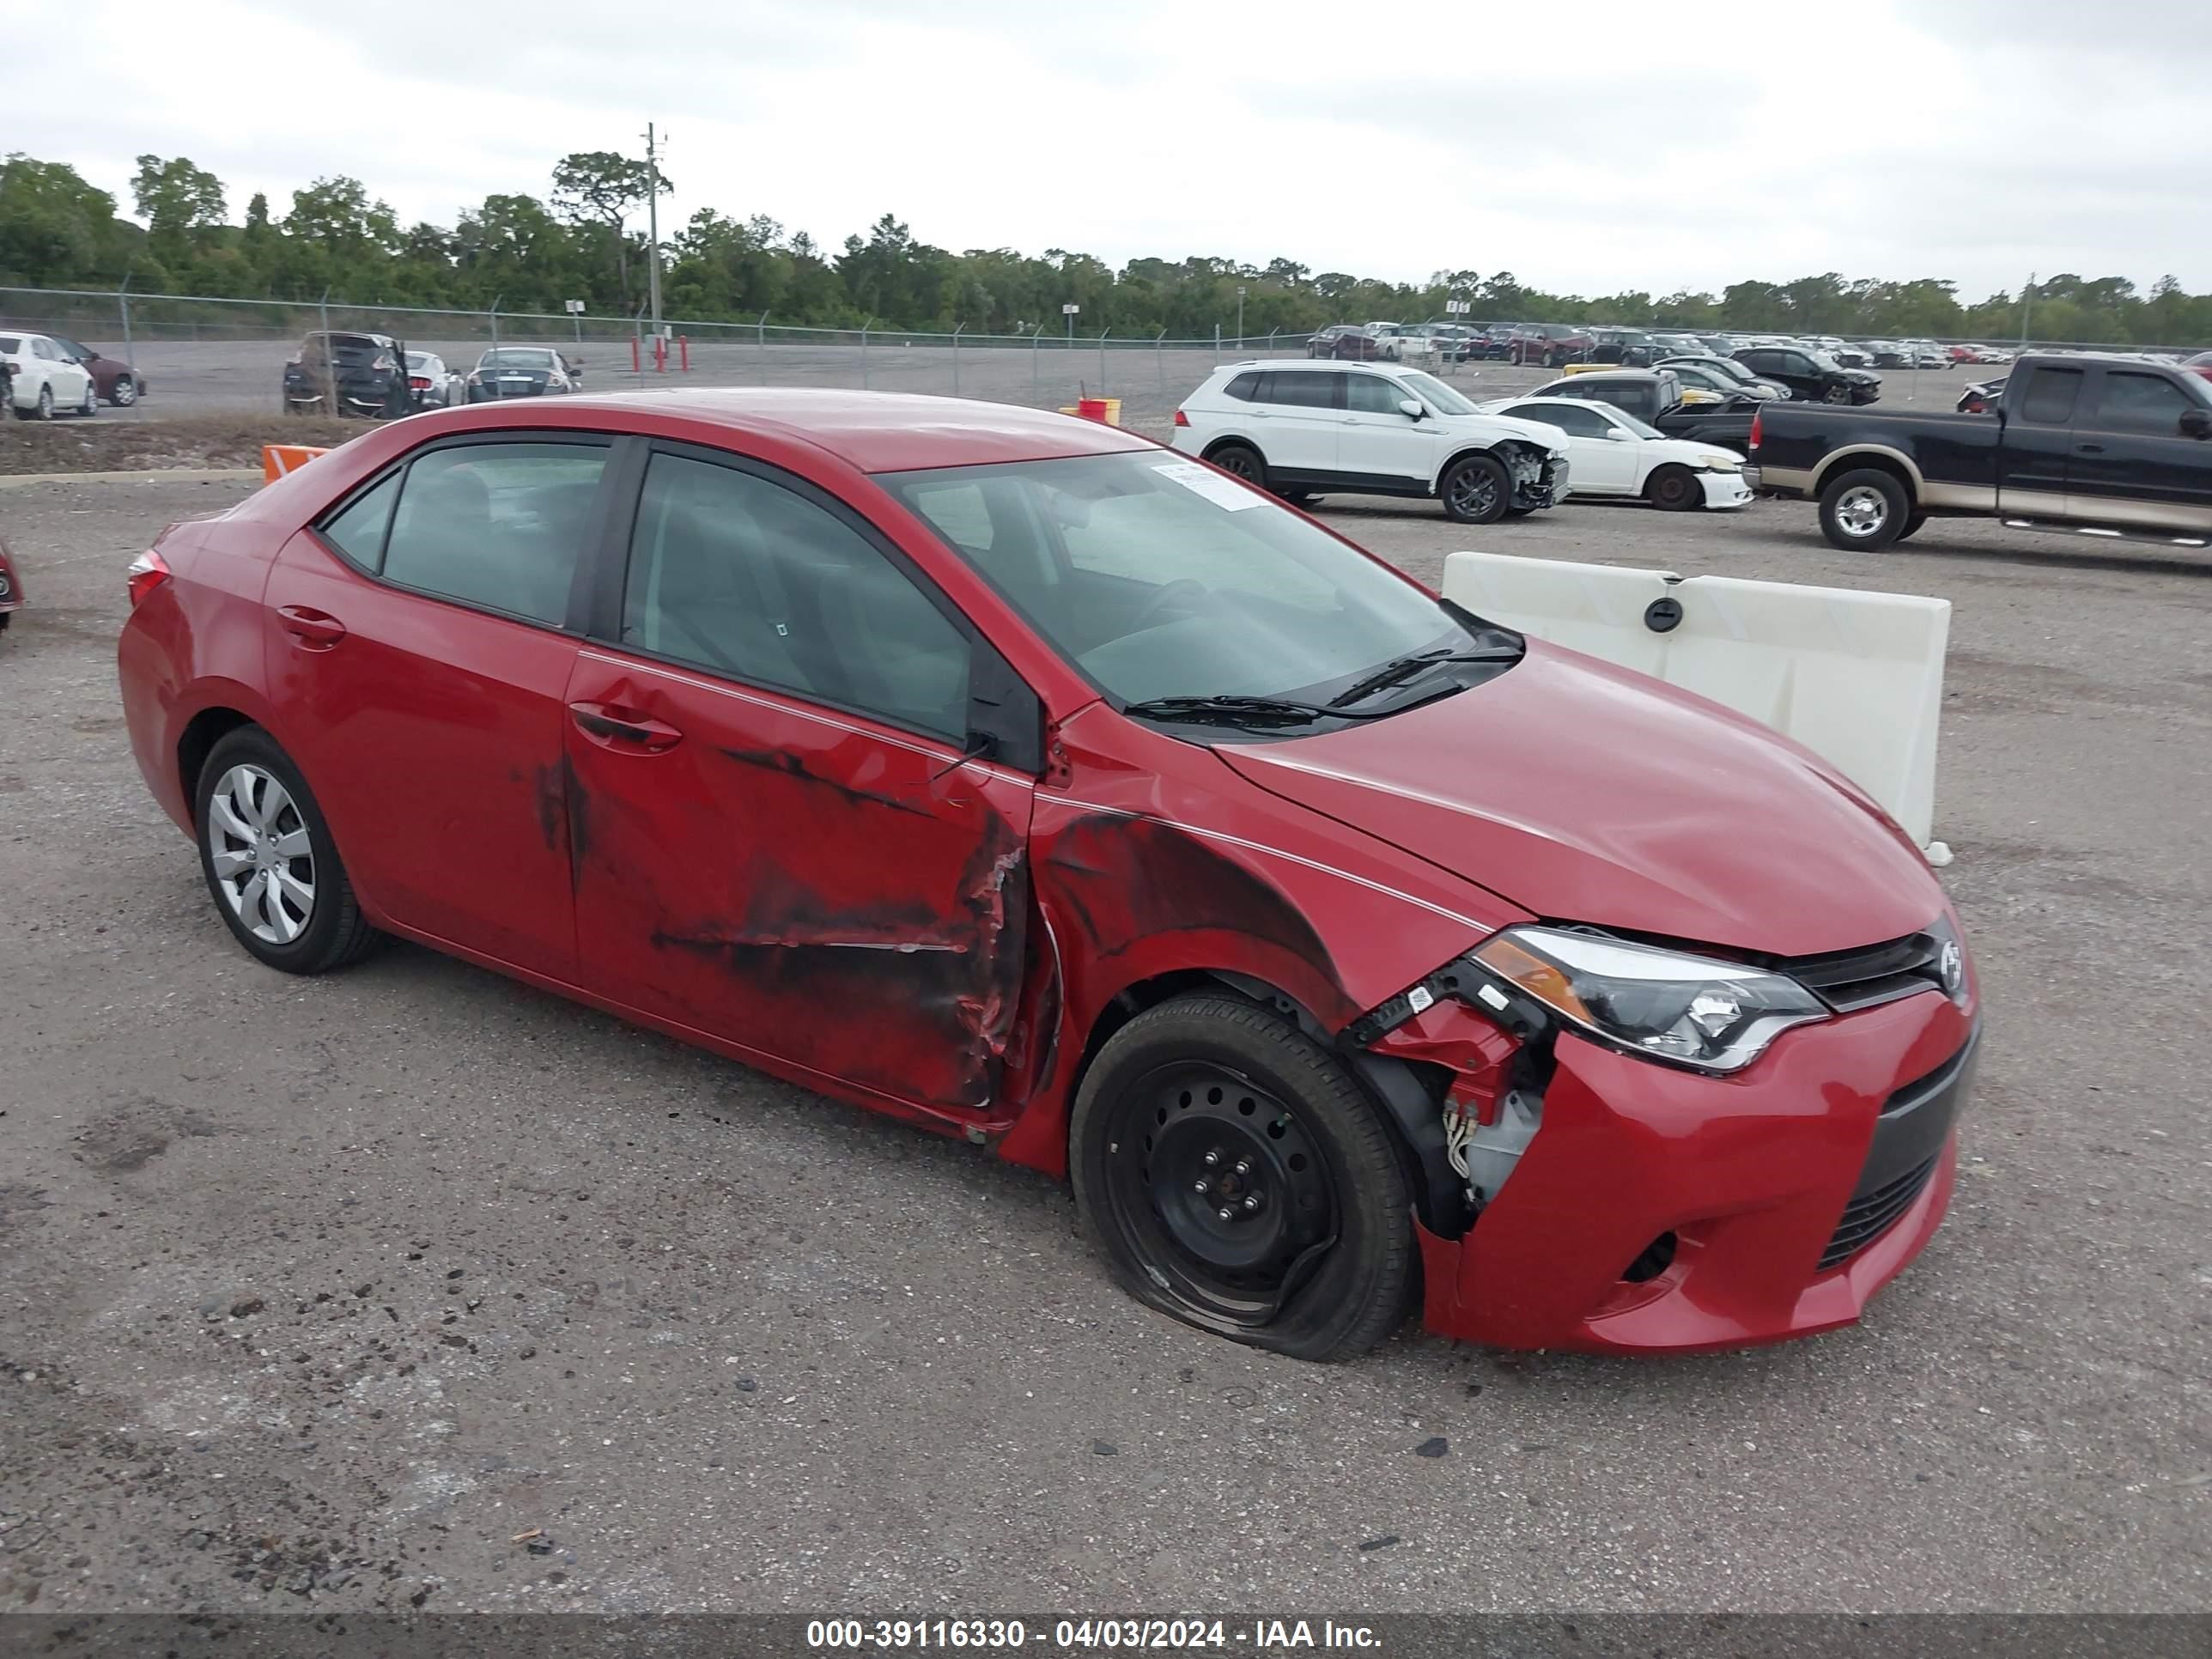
top-left (1445, 465), bottom-right (1500, 520)
top-left (114, 378), bottom-right (137, 406)
top-left (206, 764), bottom-right (317, 945)
top-left (1834, 484), bottom-right (1889, 539)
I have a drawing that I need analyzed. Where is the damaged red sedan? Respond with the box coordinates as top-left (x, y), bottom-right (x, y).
top-left (117, 390), bottom-right (1979, 1360)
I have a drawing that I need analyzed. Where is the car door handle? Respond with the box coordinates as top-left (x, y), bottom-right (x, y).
top-left (2075, 442), bottom-right (2104, 453)
top-left (276, 605), bottom-right (347, 647)
top-left (568, 700), bottom-right (683, 752)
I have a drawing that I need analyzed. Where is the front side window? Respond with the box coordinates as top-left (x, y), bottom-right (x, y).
top-left (1344, 374), bottom-right (1410, 415)
top-left (2088, 371), bottom-right (2202, 433)
top-left (622, 453), bottom-right (972, 739)
top-left (379, 441), bottom-right (609, 625)
top-left (882, 450), bottom-right (1517, 714)
top-left (1396, 370), bottom-right (1478, 415)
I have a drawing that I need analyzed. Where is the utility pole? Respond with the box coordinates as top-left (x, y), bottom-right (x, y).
top-left (642, 121), bottom-right (665, 342)
top-left (1236, 284), bottom-right (1246, 348)
top-left (2021, 270), bottom-right (2035, 348)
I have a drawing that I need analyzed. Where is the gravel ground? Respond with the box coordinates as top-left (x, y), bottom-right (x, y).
top-left (0, 476), bottom-right (2206, 1618)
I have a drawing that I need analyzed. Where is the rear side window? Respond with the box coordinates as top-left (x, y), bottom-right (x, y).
top-left (1260, 371), bottom-right (1340, 410)
top-left (622, 453), bottom-right (972, 739)
top-left (0, 337), bottom-right (20, 354)
top-left (1222, 372), bottom-right (1261, 401)
top-left (319, 473), bottom-right (401, 569)
top-left (2017, 368), bottom-right (2083, 425)
top-left (378, 441), bottom-right (609, 626)
top-left (2087, 371), bottom-right (2194, 434)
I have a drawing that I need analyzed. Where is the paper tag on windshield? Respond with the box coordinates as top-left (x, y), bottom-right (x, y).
top-left (1153, 461), bottom-right (1266, 511)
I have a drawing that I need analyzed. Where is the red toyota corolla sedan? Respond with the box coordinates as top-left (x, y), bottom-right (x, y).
top-left (117, 390), bottom-right (1979, 1361)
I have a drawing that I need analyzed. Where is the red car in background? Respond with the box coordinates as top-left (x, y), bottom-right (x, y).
top-left (53, 336), bottom-right (149, 405)
top-left (116, 390), bottom-right (1978, 1361)
top-left (1507, 324), bottom-right (1595, 368)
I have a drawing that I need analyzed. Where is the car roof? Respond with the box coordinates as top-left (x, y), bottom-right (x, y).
top-left (1219, 358), bottom-right (1395, 374)
top-left (538, 387), bottom-right (1155, 472)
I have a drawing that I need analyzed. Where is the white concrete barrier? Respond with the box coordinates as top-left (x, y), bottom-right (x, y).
top-left (1442, 551), bottom-right (1951, 854)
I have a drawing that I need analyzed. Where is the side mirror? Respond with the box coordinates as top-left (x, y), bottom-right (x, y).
top-left (1398, 398), bottom-right (1425, 420)
top-left (1603, 427), bottom-right (1633, 441)
top-left (2180, 408), bottom-right (2211, 440)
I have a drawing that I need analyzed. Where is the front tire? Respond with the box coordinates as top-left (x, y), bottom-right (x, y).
top-left (1439, 453), bottom-right (1511, 525)
top-left (111, 375), bottom-right (138, 406)
top-left (1818, 467), bottom-right (1911, 550)
top-left (1206, 441), bottom-right (1267, 491)
top-left (194, 727), bottom-right (382, 975)
top-left (1068, 994), bottom-right (1415, 1363)
top-left (1823, 382), bottom-right (1851, 404)
top-left (1645, 465), bottom-right (1701, 512)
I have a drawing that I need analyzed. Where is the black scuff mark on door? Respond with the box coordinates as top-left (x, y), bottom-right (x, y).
top-left (647, 810), bottom-right (1030, 1109)
top-left (531, 763), bottom-right (564, 856)
top-left (716, 744), bottom-right (936, 819)
top-left (560, 752), bottom-right (592, 892)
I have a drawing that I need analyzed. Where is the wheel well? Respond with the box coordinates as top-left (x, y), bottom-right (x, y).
top-left (1436, 443), bottom-right (1516, 489)
top-left (1066, 970), bottom-right (1461, 1235)
top-left (178, 708), bottom-right (255, 821)
top-left (1200, 435), bottom-right (1256, 461)
top-left (1814, 451), bottom-right (1914, 500)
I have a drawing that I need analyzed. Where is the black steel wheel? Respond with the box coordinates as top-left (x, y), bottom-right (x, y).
top-left (1645, 465), bottom-right (1701, 511)
top-left (1439, 453), bottom-right (1510, 525)
top-left (1206, 442), bottom-right (1267, 489)
top-left (1069, 994), bottom-right (1414, 1362)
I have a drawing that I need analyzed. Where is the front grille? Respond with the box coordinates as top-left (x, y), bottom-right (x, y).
top-left (1784, 929), bottom-right (1948, 1012)
top-left (1819, 1153), bottom-right (1936, 1270)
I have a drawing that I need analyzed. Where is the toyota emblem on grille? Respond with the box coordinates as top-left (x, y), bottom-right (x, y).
top-left (1938, 939), bottom-right (1964, 996)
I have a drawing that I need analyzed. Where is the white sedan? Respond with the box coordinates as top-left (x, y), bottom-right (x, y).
top-left (0, 330), bottom-right (99, 420)
top-left (1480, 396), bottom-right (1752, 512)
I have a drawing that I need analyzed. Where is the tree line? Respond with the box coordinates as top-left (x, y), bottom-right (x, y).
top-left (3, 149), bottom-right (2208, 348)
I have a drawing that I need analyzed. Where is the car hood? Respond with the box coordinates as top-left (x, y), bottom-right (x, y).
top-left (1215, 640), bottom-right (1942, 958)
top-left (1437, 412), bottom-right (1570, 454)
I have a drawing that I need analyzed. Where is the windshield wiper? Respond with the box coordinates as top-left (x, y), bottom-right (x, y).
top-left (1121, 694), bottom-right (1394, 728)
top-left (1328, 646), bottom-right (1520, 708)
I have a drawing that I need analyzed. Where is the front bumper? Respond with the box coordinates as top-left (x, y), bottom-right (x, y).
top-left (1509, 456), bottom-right (1570, 511)
top-left (1413, 991), bottom-right (1978, 1353)
top-left (1698, 470), bottom-right (1754, 509)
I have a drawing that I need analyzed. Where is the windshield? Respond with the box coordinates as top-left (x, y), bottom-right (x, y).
top-left (480, 349), bottom-right (556, 368)
top-left (1806, 351), bottom-right (1845, 371)
top-left (1397, 370), bottom-right (1479, 416)
top-left (406, 353), bottom-right (434, 370)
top-left (878, 450), bottom-right (1514, 714)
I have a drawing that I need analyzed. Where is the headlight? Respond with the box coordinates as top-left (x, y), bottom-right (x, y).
top-left (1693, 453), bottom-right (1741, 471)
top-left (1471, 926), bottom-right (1826, 1074)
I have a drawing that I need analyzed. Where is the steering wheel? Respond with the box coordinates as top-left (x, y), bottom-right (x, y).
top-left (1127, 579), bottom-right (1211, 635)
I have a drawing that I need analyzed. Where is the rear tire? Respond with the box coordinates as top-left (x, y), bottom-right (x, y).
top-left (1206, 442), bottom-right (1267, 491)
top-left (1279, 489), bottom-right (1322, 507)
top-left (1818, 468), bottom-right (1911, 550)
top-left (1645, 465), bottom-right (1701, 512)
top-left (77, 379), bottom-right (98, 417)
top-left (34, 385), bottom-right (54, 421)
top-left (1439, 453), bottom-right (1511, 525)
top-left (194, 727), bottom-right (383, 975)
top-left (1068, 993), bottom-right (1415, 1363)
top-left (1893, 512), bottom-right (1929, 544)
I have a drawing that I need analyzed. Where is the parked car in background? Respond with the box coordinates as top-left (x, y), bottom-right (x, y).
top-left (406, 351), bottom-right (463, 410)
top-left (0, 536), bottom-right (24, 635)
top-left (1665, 359), bottom-right (1776, 401)
top-left (1974, 346), bottom-right (2014, 366)
top-left (1956, 377), bottom-right (2006, 414)
top-left (1, 330), bottom-right (100, 419)
top-left (1588, 329), bottom-right (1661, 367)
top-left (284, 331), bottom-right (414, 419)
top-left (115, 386), bottom-right (1978, 1359)
top-left (465, 347), bottom-right (582, 401)
top-left (1892, 340), bottom-right (1950, 370)
top-left (1831, 344), bottom-right (1876, 369)
top-left (1307, 325), bottom-right (1388, 361)
top-left (1659, 354), bottom-right (1788, 399)
top-left (1482, 395), bottom-right (1752, 511)
top-left (1752, 351), bottom-right (2212, 550)
top-left (1173, 358), bottom-right (1571, 523)
top-left (1508, 324), bottom-right (1594, 368)
top-left (51, 337), bottom-right (147, 405)
top-left (1467, 324), bottom-right (1520, 361)
top-left (1733, 343), bottom-right (1881, 404)
top-left (1528, 368), bottom-right (1759, 452)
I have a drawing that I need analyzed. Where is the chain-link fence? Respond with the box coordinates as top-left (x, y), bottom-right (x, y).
top-left (3, 283), bottom-right (2204, 425)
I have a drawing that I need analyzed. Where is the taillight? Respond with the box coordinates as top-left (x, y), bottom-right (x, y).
top-left (372, 354), bottom-right (396, 371)
top-left (1173, 408), bottom-right (1189, 427)
top-left (126, 549), bottom-right (171, 608)
top-left (1747, 410), bottom-right (1763, 453)
top-left (409, 376), bottom-right (432, 390)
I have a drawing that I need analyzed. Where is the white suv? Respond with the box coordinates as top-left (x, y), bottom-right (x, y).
top-left (1170, 359), bottom-right (1571, 524)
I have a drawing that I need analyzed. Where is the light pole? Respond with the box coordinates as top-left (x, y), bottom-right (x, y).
top-left (1236, 284), bottom-right (1246, 348)
top-left (642, 121), bottom-right (665, 343)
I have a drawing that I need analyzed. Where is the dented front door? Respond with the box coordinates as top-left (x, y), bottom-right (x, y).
top-left (559, 647), bottom-right (1035, 1113)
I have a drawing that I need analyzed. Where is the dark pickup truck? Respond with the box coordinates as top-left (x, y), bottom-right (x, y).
top-left (1752, 352), bottom-right (2212, 550)
top-left (1528, 368), bottom-right (1758, 453)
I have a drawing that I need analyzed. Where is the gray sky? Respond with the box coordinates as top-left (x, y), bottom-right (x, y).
top-left (11, 0), bottom-right (2211, 298)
